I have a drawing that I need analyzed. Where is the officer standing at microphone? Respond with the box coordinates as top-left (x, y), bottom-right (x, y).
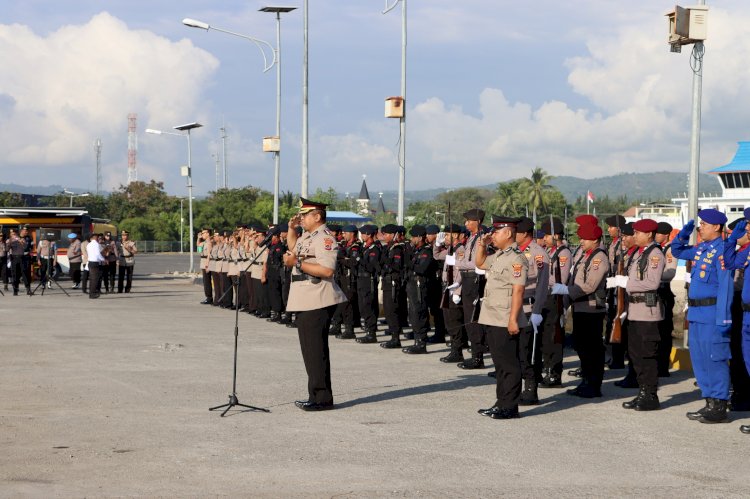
top-left (284, 198), bottom-right (347, 411)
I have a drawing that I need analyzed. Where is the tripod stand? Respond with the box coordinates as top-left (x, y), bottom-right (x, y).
top-left (209, 244), bottom-right (271, 416)
top-left (31, 242), bottom-right (70, 297)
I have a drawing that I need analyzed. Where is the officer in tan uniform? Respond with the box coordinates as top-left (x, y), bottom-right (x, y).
top-left (655, 222), bottom-right (677, 377)
top-left (199, 229), bottom-right (213, 304)
top-left (284, 198), bottom-right (347, 411)
top-left (540, 217), bottom-right (572, 387)
top-left (551, 221), bottom-right (610, 398)
top-left (117, 230), bottom-right (137, 293)
top-left (607, 218), bottom-right (665, 411)
top-left (474, 216), bottom-right (528, 420)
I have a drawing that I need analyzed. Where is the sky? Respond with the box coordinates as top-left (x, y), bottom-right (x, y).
top-left (1, 1), bottom-right (749, 198)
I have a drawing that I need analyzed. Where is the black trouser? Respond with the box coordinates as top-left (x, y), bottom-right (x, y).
top-left (282, 269), bottom-right (291, 309)
top-left (10, 255), bottom-right (29, 290)
top-left (118, 265), bottom-right (134, 292)
top-left (212, 270), bottom-right (222, 305)
top-left (381, 275), bottom-right (402, 333)
top-left (251, 277), bottom-right (268, 314)
top-left (335, 274), bottom-right (358, 331)
top-left (39, 258), bottom-right (54, 284)
top-left (730, 291), bottom-right (750, 405)
top-left (69, 262), bottom-right (81, 285)
top-left (238, 272), bottom-right (249, 308)
top-left (485, 325), bottom-right (522, 409)
top-left (244, 272), bottom-right (254, 310)
top-left (427, 279), bottom-right (447, 338)
top-left (267, 267), bottom-right (284, 313)
top-left (461, 274), bottom-right (485, 356)
top-left (606, 290), bottom-right (626, 366)
top-left (0, 255), bottom-right (8, 286)
top-left (628, 320), bottom-right (660, 391)
top-left (542, 295), bottom-right (564, 377)
top-left (357, 274), bottom-right (379, 332)
top-left (102, 261), bottom-right (116, 291)
top-left (406, 276), bottom-right (430, 339)
top-left (220, 273), bottom-right (233, 307)
top-left (81, 268), bottom-right (89, 293)
top-left (657, 288), bottom-right (675, 374)
top-left (202, 269), bottom-right (213, 300)
top-left (21, 255), bottom-right (31, 287)
top-left (572, 312), bottom-right (605, 389)
top-left (88, 262), bottom-right (101, 297)
top-left (443, 299), bottom-right (467, 350)
top-left (297, 305), bottom-right (336, 405)
top-left (519, 315), bottom-right (544, 384)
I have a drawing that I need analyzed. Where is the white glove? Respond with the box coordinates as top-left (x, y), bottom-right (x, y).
top-left (474, 268), bottom-right (486, 275)
top-left (606, 277), bottom-right (617, 289)
top-left (615, 275), bottom-right (629, 288)
top-left (551, 283), bottom-right (568, 295)
top-left (446, 282), bottom-right (460, 291)
top-left (452, 294), bottom-right (461, 305)
top-left (436, 232), bottom-right (446, 246)
top-left (530, 313), bottom-right (543, 328)
top-left (684, 274), bottom-right (692, 284)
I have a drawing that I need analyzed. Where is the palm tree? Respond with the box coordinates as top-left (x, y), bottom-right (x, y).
top-left (489, 182), bottom-right (519, 216)
top-left (521, 167), bottom-right (554, 222)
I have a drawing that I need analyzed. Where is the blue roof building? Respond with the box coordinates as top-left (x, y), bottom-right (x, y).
top-left (709, 141), bottom-right (750, 192)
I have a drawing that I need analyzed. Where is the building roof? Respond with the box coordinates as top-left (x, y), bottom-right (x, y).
top-left (326, 211), bottom-right (372, 224)
top-left (377, 196), bottom-right (386, 213)
top-left (358, 178), bottom-right (370, 200)
top-left (709, 141), bottom-right (750, 174)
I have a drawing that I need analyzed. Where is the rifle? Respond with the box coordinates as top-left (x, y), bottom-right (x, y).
top-left (610, 246), bottom-right (625, 344)
top-left (440, 201), bottom-right (454, 309)
top-left (551, 215), bottom-right (565, 345)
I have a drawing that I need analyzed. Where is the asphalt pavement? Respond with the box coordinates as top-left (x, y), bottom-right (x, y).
top-left (1, 273), bottom-right (749, 498)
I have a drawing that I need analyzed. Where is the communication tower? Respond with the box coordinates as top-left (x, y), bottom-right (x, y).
top-left (128, 113), bottom-right (138, 183)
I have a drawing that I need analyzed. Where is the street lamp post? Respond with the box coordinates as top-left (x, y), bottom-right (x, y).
top-left (183, 9), bottom-right (295, 225)
top-left (179, 198), bottom-right (184, 253)
top-left (63, 190), bottom-right (90, 207)
top-left (146, 122), bottom-right (203, 273)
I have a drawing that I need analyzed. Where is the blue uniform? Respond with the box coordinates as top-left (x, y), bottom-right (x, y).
top-left (671, 235), bottom-right (733, 400)
top-left (722, 241), bottom-right (750, 379)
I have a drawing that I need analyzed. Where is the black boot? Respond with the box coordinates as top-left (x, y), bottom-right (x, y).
top-left (740, 425), bottom-right (750, 434)
top-left (698, 398), bottom-right (730, 424)
top-left (440, 349), bottom-right (464, 363)
top-left (457, 354), bottom-right (485, 369)
top-left (200, 298), bottom-right (213, 305)
top-left (686, 399), bottom-right (710, 421)
top-left (519, 379), bottom-right (539, 406)
top-left (634, 389), bottom-right (660, 411)
top-left (266, 311), bottom-right (280, 322)
top-left (614, 368), bottom-right (638, 388)
top-left (540, 370), bottom-right (562, 388)
top-left (402, 338), bottom-right (427, 354)
top-left (404, 331), bottom-right (414, 340)
top-left (380, 331), bottom-right (402, 349)
top-left (279, 312), bottom-right (291, 325)
top-left (426, 333), bottom-right (446, 344)
top-left (336, 328), bottom-right (356, 339)
top-left (329, 321), bottom-right (342, 336)
top-left (622, 388), bottom-right (647, 409)
top-left (356, 330), bottom-right (378, 343)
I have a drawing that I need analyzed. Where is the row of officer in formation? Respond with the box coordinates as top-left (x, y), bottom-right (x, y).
top-left (194, 200), bottom-right (750, 434)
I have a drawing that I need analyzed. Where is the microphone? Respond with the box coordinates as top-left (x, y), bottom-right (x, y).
top-left (259, 231), bottom-right (275, 247)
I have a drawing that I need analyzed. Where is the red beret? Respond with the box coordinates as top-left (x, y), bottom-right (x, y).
top-left (632, 219), bottom-right (658, 233)
top-left (577, 223), bottom-right (603, 240)
top-left (576, 214), bottom-right (599, 226)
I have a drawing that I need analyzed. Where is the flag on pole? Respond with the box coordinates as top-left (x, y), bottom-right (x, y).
top-left (586, 190), bottom-right (595, 203)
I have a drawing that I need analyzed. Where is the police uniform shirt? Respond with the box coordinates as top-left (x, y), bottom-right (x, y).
top-left (208, 243), bottom-right (219, 273)
top-left (201, 239), bottom-right (212, 270)
top-left (454, 232), bottom-right (480, 272)
top-left (477, 244), bottom-right (529, 329)
top-left (37, 240), bottom-right (57, 259)
top-left (286, 225), bottom-right (347, 312)
top-left (625, 243), bottom-right (666, 322)
top-left (119, 240), bottom-right (137, 267)
top-left (660, 243), bottom-right (677, 284)
top-left (250, 246), bottom-right (267, 279)
top-left (8, 236), bottom-right (24, 256)
top-left (359, 241), bottom-right (381, 276)
top-left (568, 248), bottom-right (610, 313)
top-left (227, 246), bottom-right (240, 277)
top-left (608, 237), bottom-right (621, 269)
top-left (548, 244), bottom-right (572, 286)
top-left (519, 239), bottom-right (549, 315)
top-left (67, 240), bottom-right (82, 263)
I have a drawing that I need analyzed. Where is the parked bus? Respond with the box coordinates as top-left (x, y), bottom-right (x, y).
top-left (0, 208), bottom-right (116, 275)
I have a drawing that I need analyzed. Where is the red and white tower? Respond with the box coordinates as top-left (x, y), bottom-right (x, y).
top-left (128, 113), bottom-right (138, 183)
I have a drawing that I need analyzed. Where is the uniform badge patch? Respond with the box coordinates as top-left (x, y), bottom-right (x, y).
top-left (592, 258), bottom-right (601, 270)
top-left (699, 271), bottom-right (706, 278)
top-left (512, 263), bottom-right (523, 278)
top-left (534, 254), bottom-right (544, 269)
top-left (650, 256), bottom-right (660, 269)
top-left (559, 256), bottom-right (568, 267)
top-left (323, 237), bottom-right (334, 250)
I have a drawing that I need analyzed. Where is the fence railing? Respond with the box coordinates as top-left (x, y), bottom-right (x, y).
top-left (136, 241), bottom-right (187, 253)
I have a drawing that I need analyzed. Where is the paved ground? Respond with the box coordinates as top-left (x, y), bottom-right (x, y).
top-left (1, 273), bottom-right (749, 498)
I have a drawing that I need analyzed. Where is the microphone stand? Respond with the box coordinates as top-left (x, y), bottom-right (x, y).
top-left (209, 242), bottom-right (272, 417)
top-left (31, 241), bottom-right (70, 297)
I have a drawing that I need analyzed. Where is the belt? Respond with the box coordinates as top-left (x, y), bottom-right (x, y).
top-left (628, 292), bottom-right (657, 304)
top-left (291, 273), bottom-right (321, 283)
top-left (742, 302), bottom-right (750, 312)
top-left (688, 298), bottom-right (717, 307)
top-left (200, 256), bottom-right (207, 259)
top-left (525, 297), bottom-right (535, 305)
top-left (459, 270), bottom-right (476, 276)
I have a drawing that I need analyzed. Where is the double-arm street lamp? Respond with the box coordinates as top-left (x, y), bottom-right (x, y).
top-left (183, 6), bottom-right (296, 224)
top-left (63, 189), bottom-right (90, 208)
top-left (146, 122), bottom-right (203, 273)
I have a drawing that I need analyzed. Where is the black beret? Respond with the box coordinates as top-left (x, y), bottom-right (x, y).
top-left (656, 222), bottom-right (673, 235)
top-left (535, 229), bottom-right (546, 239)
top-left (425, 224), bottom-right (440, 235)
top-left (396, 225), bottom-right (406, 234)
top-left (410, 225), bottom-right (426, 237)
top-left (541, 217), bottom-right (564, 235)
top-left (342, 224), bottom-right (357, 233)
top-left (621, 222), bottom-right (634, 236)
top-left (516, 217), bottom-right (535, 234)
top-left (444, 223), bottom-right (463, 233)
top-left (278, 223), bottom-right (289, 232)
top-left (359, 224), bottom-right (378, 236)
top-left (605, 215), bottom-right (627, 229)
top-left (463, 208), bottom-right (485, 223)
top-left (327, 224), bottom-right (342, 233)
top-left (382, 224), bottom-right (399, 234)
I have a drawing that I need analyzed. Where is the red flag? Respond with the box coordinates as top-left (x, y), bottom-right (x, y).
top-left (586, 190), bottom-right (595, 203)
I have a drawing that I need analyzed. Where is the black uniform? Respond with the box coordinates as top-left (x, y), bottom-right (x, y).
top-left (381, 241), bottom-right (406, 344)
top-left (406, 242), bottom-right (433, 342)
top-left (266, 240), bottom-right (286, 318)
top-left (333, 239), bottom-right (361, 337)
top-left (356, 240), bottom-right (381, 342)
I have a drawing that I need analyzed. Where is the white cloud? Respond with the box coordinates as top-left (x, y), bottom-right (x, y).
top-left (0, 12), bottom-right (218, 188)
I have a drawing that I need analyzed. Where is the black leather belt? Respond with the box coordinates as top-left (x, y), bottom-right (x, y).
top-left (742, 302), bottom-right (750, 312)
top-left (200, 256), bottom-right (207, 259)
top-left (628, 293), bottom-right (657, 304)
top-left (291, 273), bottom-right (321, 283)
top-left (688, 298), bottom-right (717, 307)
top-left (460, 270), bottom-right (476, 276)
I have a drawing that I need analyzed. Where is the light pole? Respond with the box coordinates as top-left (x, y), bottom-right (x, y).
top-left (146, 122), bottom-right (203, 273)
top-left (179, 198), bottom-right (184, 253)
top-left (301, 0), bottom-right (309, 198)
top-left (183, 9), bottom-right (295, 225)
top-left (383, 0), bottom-right (407, 224)
top-left (63, 190), bottom-right (90, 207)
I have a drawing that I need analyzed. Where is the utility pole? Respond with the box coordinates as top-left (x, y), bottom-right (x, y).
top-left (220, 121), bottom-right (228, 189)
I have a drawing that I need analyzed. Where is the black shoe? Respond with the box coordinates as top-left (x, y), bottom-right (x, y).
top-left (540, 374), bottom-right (562, 388)
top-left (356, 333), bottom-right (378, 344)
top-left (487, 371), bottom-right (496, 378)
top-left (404, 332), bottom-right (414, 340)
top-left (279, 313), bottom-right (291, 325)
top-left (426, 334), bottom-right (446, 344)
top-left (89, 293), bottom-right (100, 299)
top-left (614, 376), bottom-right (639, 389)
top-left (295, 400), bottom-right (334, 412)
top-left (402, 341), bottom-right (427, 354)
top-left (380, 337), bottom-right (402, 349)
top-left (568, 368), bottom-right (582, 378)
top-left (478, 406), bottom-right (498, 417)
top-left (686, 399), bottom-right (710, 421)
top-left (267, 312), bottom-right (280, 323)
top-left (489, 406), bottom-right (520, 420)
top-left (567, 385), bottom-right (602, 398)
top-left (440, 350), bottom-right (464, 363)
top-left (287, 321), bottom-right (297, 328)
top-left (698, 398), bottom-right (730, 424)
top-left (200, 298), bottom-right (213, 305)
top-left (328, 323), bottom-right (342, 336)
top-left (458, 357), bottom-right (485, 369)
top-left (519, 381), bottom-right (539, 406)
top-left (740, 425), bottom-right (750, 434)
top-left (26, 288), bottom-right (31, 296)
top-left (634, 391), bottom-right (661, 411)
top-left (622, 389), bottom-right (646, 410)
top-left (607, 361), bottom-right (625, 370)
top-left (257, 312), bottom-right (270, 319)
top-left (336, 331), bottom-right (357, 340)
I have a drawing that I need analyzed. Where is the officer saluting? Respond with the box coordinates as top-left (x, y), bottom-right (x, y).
top-left (284, 198), bottom-right (347, 411)
top-left (475, 216), bottom-right (528, 420)
top-left (672, 209), bottom-right (734, 424)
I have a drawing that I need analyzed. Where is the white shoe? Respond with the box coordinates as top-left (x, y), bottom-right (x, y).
top-left (47, 282), bottom-right (52, 289)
